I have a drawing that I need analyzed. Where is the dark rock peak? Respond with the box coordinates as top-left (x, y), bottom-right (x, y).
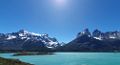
top-left (77, 28), bottom-right (91, 37)
top-left (18, 29), bottom-right (26, 33)
top-left (92, 29), bottom-right (102, 37)
top-left (76, 29), bottom-right (120, 40)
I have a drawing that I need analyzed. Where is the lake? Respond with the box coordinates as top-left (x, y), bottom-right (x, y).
top-left (0, 52), bottom-right (120, 65)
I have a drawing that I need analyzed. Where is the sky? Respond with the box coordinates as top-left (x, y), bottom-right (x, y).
top-left (0, 0), bottom-right (120, 43)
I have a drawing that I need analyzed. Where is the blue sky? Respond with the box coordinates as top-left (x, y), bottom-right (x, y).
top-left (0, 0), bottom-right (120, 43)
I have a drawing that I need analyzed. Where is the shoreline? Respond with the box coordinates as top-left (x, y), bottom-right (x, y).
top-left (13, 52), bottom-right (54, 56)
top-left (0, 57), bottom-right (33, 65)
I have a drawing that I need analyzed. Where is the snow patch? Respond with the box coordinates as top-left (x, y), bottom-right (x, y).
top-left (19, 33), bottom-right (24, 36)
top-left (109, 36), bottom-right (116, 39)
top-left (94, 37), bottom-right (102, 40)
top-left (7, 36), bottom-right (16, 40)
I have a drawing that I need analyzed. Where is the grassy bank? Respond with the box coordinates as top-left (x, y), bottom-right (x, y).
top-left (0, 57), bottom-right (33, 65)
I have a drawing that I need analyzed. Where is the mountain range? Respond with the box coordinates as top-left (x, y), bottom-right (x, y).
top-left (0, 29), bottom-right (120, 52)
top-left (0, 29), bottom-right (60, 51)
top-left (59, 29), bottom-right (120, 52)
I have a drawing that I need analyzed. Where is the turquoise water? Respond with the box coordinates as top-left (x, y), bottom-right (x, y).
top-left (0, 53), bottom-right (120, 65)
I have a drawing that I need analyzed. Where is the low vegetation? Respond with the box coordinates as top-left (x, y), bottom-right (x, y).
top-left (0, 57), bottom-right (33, 65)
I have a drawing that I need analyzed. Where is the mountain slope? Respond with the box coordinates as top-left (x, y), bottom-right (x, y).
top-left (0, 29), bottom-right (59, 51)
top-left (59, 29), bottom-right (120, 52)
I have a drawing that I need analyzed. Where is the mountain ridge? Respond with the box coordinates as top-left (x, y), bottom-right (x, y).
top-left (58, 28), bottom-right (120, 52)
top-left (0, 29), bottom-right (60, 51)
top-left (0, 29), bottom-right (120, 52)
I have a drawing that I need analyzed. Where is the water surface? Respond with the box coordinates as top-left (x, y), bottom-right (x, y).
top-left (0, 52), bottom-right (120, 65)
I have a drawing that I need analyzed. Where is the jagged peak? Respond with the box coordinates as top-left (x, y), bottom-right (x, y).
top-left (18, 29), bottom-right (49, 37)
top-left (93, 29), bottom-right (101, 32)
top-left (77, 28), bottom-right (91, 38)
top-left (82, 28), bottom-right (91, 34)
top-left (76, 29), bottom-right (120, 40)
top-left (83, 28), bottom-right (89, 31)
top-left (18, 29), bottom-right (29, 33)
top-left (92, 29), bottom-right (102, 37)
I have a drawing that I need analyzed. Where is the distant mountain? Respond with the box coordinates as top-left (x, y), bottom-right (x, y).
top-left (0, 29), bottom-right (60, 51)
top-left (59, 28), bottom-right (120, 52)
top-left (1, 29), bottom-right (120, 52)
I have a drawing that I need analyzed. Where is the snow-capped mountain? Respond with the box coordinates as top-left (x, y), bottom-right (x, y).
top-left (1, 29), bottom-right (120, 52)
top-left (77, 28), bottom-right (120, 40)
top-left (59, 29), bottom-right (120, 52)
top-left (0, 29), bottom-right (59, 51)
